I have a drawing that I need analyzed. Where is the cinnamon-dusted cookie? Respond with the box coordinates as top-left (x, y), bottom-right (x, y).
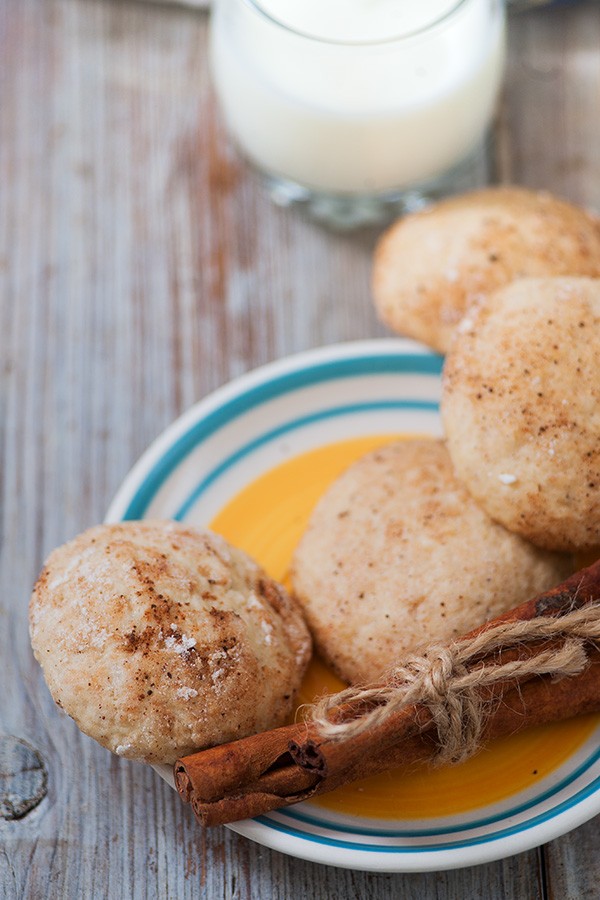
top-left (372, 187), bottom-right (600, 353)
top-left (30, 520), bottom-right (311, 764)
top-left (442, 276), bottom-right (600, 552)
top-left (291, 439), bottom-right (570, 685)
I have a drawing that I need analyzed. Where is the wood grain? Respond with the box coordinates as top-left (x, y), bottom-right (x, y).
top-left (1, 0), bottom-right (599, 896)
top-left (0, 737), bottom-right (47, 820)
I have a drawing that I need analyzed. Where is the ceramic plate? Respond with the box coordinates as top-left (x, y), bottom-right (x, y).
top-left (106, 339), bottom-right (600, 872)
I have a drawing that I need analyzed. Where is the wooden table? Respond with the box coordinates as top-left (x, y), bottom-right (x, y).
top-left (2, 1), bottom-right (600, 896)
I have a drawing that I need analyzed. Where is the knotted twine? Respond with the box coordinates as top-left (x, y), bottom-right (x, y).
top-left (309, 603), bottom-right (600, 766)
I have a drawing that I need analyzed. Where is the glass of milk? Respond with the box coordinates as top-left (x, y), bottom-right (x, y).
top-left (210, 0), bottom-right (506, 228)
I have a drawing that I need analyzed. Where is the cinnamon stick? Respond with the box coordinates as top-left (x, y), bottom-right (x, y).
top-left (175, 560), bottom-right (600, 826)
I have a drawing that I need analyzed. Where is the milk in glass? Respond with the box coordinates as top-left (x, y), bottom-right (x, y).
top-left (211, 0), bottom-right (505, 199)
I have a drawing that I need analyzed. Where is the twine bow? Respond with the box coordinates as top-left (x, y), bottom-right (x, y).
top-left (309, 603), bottom-right (600, 765)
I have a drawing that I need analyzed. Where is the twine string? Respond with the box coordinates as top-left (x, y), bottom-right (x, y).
top-left (309, 603), bottom-right (600, 766)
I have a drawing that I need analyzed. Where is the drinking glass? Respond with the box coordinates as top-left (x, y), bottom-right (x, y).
top-left (210, 0), bottom-right (506, 228)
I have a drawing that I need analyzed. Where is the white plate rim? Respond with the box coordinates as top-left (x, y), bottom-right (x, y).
top-left (106, 338), bottom-right (600, 872)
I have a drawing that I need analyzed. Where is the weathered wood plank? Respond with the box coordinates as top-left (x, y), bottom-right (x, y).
top-left (1, 0), bottom-right (599, 897)
top-left (501, 1), bottom-right (600, 211)
top-left (543, 817), bottom-right (600, 900)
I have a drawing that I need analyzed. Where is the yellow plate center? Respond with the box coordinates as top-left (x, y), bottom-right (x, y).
top-left (209, 435), bottom-right (599, 820)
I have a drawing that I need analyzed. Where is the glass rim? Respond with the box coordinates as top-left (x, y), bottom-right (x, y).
top-left (240, 0), bottom-right (476, 47)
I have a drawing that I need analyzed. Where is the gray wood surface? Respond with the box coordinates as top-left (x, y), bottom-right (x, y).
top-left (1, 1), bottom-right (599, 897)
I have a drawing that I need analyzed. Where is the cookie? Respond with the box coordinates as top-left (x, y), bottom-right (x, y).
top-left (29, 520), bottom-right (311, 764)
top-left (372, 187), bottom-right (600, 353)
top-left (442, 276), bottom-right (600, 551)
top-left (291, 439), bottom-right (570, 684)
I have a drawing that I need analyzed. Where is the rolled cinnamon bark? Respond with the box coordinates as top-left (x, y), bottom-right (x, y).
top-left (175, 560), bottom-right (600, 826)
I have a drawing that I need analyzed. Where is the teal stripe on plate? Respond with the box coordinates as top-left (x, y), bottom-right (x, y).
top-left (256, 766), bottom-right (600, 853)
top-left (121, 353), bottom-right (442, 520)
top-left (280, 743), bottom-right (600, 839)
top-left (174, 399), bottom-right (439, 520)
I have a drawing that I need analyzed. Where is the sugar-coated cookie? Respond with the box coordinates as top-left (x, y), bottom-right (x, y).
top-left (442, 277), bottom-right (600, 551)
top-left (291, 439), bottom-right (570, 684)
top-left (372, 187), bottom-right (600, 353)
top-left (29, 520), bottom-right (311, 763)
